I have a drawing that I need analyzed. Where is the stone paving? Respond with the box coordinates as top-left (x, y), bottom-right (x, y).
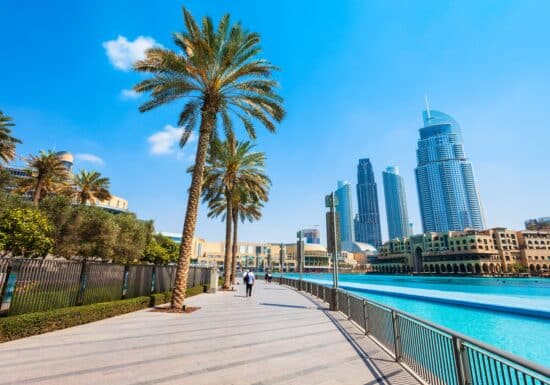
top-left (0, 280), bottom-right (419, 385)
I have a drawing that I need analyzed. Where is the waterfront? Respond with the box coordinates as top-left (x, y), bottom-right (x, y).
top-left (287, 273), bottom-right (550, 367)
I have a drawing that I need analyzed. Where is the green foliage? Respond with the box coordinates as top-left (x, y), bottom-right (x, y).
top-left (510, 263), bottom-right (528, 273)
top-left (142, 234), bottom-right (179, 265)
top-left (73, 169), bottom-right (112, 205)
top-left (0, 110), bottom-right (21, 165)
top-left (111, 213), bottom-right (149, 263)
top-left (0, 285), bottom-right (208, 342)
top-left (0, 207), bottom-right (53, 257)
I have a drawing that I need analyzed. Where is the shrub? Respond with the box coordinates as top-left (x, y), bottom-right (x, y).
top-left (0, 285), bottom-right (208, 342)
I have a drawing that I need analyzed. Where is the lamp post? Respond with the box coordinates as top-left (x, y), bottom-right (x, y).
top-left (325, 192), bottom-right (339, 310)
top-left (279, 242), bottom-right (284, 274)
top-left (296, 230), bottom-right (304, 289)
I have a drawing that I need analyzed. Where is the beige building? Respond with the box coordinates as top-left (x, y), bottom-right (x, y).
top-left (374, 227), bottom-right (550, 275)
top-left (188, 238), bottom-right (331, 272)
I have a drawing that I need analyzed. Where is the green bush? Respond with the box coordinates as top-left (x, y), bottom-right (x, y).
top-left (0, 285), bottom-right (208, 343)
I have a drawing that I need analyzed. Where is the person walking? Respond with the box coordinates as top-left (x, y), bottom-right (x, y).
top-left (245, 270), bottom-right (255, 297)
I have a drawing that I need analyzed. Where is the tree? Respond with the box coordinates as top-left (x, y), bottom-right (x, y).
top-left (68, 206), bottom-right (119, 260)
top-left (112, 213), bottom-right (149, 264)
top-left (0, 207), bottom-right (53, 258)
top-left (200, 138), bottom-right (270, 287)
top-left (17, 151), bottom-right (71, 206)
top-left (0, 111), bottom-right (21, 166)
top-left (133, 8), bottom-right (284, 308)
top-left (39, 195), bottom-right (74, 256)
top-left (72, 169), bottom-right (112, 205)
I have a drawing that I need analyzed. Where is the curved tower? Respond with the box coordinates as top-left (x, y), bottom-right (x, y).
top-left (382, 166), bottom-right (410, 240)
top-left (415, 109), bottom-right (485, 232)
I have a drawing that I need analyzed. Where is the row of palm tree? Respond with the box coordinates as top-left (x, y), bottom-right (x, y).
top-left (133, 8), bottom-right (284, 309)
top-left (16, 151), bottom-right (112, 206)
top-left (198, 136), bottom-right (270, 289)
top-left (1, 112), bottom-right (113, 207)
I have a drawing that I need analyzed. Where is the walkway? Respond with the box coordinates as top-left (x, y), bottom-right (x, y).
top-left (0, 280), bottom-right (419, 385)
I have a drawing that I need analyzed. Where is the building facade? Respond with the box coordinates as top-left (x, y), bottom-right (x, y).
top-left (335, 181), bottom-right (355, 243)
top-left (382, 166), bottom-right (410, 240)
top-left (525, 217), bottom-right (550, 231)
top-left (355, 159), bottom-right (382, 247)
top-left (415, 109), bottom-right (485, 232)
top-left (375, 227), bottom-right (550, 275)
top-left (301, 228), bottom-right (321, 244)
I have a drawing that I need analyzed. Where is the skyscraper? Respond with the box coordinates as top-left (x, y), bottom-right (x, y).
top-left (382, 166), bottom-right (411, 240)
top-left (334, 181), bottom-right (354, 242)
top-left (355, 159), bottom-right (382, 247)
top-left (301, 228), bottom-right (321, 244)
top-left (415, 108), bottom-right (485, 232)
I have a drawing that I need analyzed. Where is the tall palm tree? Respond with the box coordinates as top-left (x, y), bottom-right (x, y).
top-left (133, 8), bottom-right (284, 308)
top-left (73, 169), bottom-right (112, 205)
top-left (0, 111), bottom-right (21, 166)
top-left (199, 137), bottom-right (270, 288)
top-left (17, 151), bottom-right (71, 206)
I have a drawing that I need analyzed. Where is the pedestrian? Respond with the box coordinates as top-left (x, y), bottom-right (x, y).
top-left (245, 270), bottom-right (255, 297)
top-left (267, 272), bottom-right (273, 283)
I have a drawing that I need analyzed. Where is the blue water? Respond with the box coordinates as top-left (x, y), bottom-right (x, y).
top-left (285, 273), bottom-right (550, 367)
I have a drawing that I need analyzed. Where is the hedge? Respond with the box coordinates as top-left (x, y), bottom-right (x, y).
top-left (0, 284), bottom-right (208, 343)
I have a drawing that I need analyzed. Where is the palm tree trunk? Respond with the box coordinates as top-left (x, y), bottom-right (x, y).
top-left (32, 179), bottom-right (43, 206)
top-left (170, 111), bottom-right (215, 309)
top-left (231, 207), bottom-right (238, 285)
top-left (222, 194), bottom-right (232, 289)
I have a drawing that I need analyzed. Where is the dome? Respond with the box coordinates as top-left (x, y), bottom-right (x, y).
top-left (55, 151), bottom-right (74, 164)
top-left (341, 240), bottom-right (377, 254)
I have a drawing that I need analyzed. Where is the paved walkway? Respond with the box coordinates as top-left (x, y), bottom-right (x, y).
top-left (0, 280), bottom-right (419, 385)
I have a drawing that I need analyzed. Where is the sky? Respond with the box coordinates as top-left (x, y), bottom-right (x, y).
top-left (1, 0), bottom-right (549, 244)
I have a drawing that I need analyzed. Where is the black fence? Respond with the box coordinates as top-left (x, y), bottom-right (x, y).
top-left (0, 259), bottom-right (213, 316)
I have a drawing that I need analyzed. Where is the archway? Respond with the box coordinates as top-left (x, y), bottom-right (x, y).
top-left (482, 264), bottom-right (489, 273)
top-left (435, 265), bottom-right (441, 274)
top-left (475, 264), bottom-right (481, 274)
top-left (467, 263), bottom-right (473, 273)
top-left (453, 265), bottom-right (459, 274)
top-left (530, 264), bottom-right (535, 272)
top-left (441, 264), bottom-right (447, 273)
top-left (489, 263), bottom-right (495, 273)
top-left (459, 264), bottom-right (466, 273)
top-left (429, 264), bottom-right (435, 273)
top-left (447, 264), bottom-right (453, 273)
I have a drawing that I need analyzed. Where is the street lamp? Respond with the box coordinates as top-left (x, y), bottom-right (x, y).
top-left (325, 192), bottom-right (339, 289)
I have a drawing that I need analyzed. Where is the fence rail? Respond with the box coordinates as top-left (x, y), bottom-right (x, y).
top-left (276, 276), bottom-right (550, 385)
top-left (0, 258), bottom-right (213, 316)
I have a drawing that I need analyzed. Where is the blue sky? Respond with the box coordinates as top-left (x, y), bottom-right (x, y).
top-left (2, 0), bottom-right (549, 244)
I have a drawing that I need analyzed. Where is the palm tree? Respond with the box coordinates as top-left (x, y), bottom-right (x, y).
top-left (230, 189), bottom-right (265, 284)
top-left (17, 151), bottom-right (71, 206)
top-left (133, 8), bottom-right (284, 308)
top-left (73, 169), bottom-right (112, 205)
top-left (199, 137), bottom-right (270, 288)
top-left (0, 111), bottom-right (21, 166)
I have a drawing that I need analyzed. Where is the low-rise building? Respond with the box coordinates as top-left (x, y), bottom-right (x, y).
top-left (374, 227), bottom-right (550, 275)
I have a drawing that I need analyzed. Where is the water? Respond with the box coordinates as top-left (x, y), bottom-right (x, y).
top-left (284, 273), bottom-right (550, 367)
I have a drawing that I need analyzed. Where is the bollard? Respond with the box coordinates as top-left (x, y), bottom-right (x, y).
top-left (207, 268), bottom-right (219, 293)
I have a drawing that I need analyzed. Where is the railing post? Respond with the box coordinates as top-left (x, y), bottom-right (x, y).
top-left (0, 260), bottom-right (19, 317)
top-left (363, 299), bottom-right (369, 334)
top-left (75, 259), bottom-right (88, 306)
top-left (121, 265), bottom-right (130, 299)
top-left (347, 294), bottom-right (351, 319)
top-left (452, 336), bottom-right (473, 385)
top-left (391, 310), bottom-right (401, 362)
top-left (329, 287), bottom-right (338, 311)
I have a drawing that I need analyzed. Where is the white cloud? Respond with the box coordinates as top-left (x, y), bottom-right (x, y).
top-left (120, 88), bottom-right (140, 100)
top-left (103, 35), bottom-right (159, 71)
top-left (75, 153), bottom-right (105, 166)
top-left (148, 125), bottom-right (195, 155)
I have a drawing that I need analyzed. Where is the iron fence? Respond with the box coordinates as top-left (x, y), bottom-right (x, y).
top-left (0, 259), bottom-right (213, 316)
top-left (276, 276), bottom-right (550, 385)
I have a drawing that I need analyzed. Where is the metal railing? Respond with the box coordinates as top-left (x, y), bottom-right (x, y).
top-left (0, 258), bottom-right (213, 316)
top-left (276, 276), bottom-right (550, 385)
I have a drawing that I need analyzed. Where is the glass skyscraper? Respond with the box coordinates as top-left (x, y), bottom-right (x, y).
top-left (415, 109), bottom-right (485, 232)
top-left (355, 159), bottom-right (382, 247)
top-left (382, 166), bottom-right (411, 240)
top-left (335, 181), bottom-right (355, 243)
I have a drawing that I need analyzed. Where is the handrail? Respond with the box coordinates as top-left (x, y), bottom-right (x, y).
top-left (277, 276), bottom-right (550, 384)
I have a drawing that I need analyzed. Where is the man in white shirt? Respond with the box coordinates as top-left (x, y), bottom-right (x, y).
top-left (245, 271), bottom-right (255, 297)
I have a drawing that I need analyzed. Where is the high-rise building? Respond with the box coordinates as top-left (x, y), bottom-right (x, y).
top-left (334, 181), bottom-right (354, 243)
top-left (382, 166), bottom-right (411, 240)
top-left (355, 159), bottom-right (382, 247)
top-left (415, 108), bottom-right (485, 232)
top-left (301, 228), bottom-right (321, 244)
